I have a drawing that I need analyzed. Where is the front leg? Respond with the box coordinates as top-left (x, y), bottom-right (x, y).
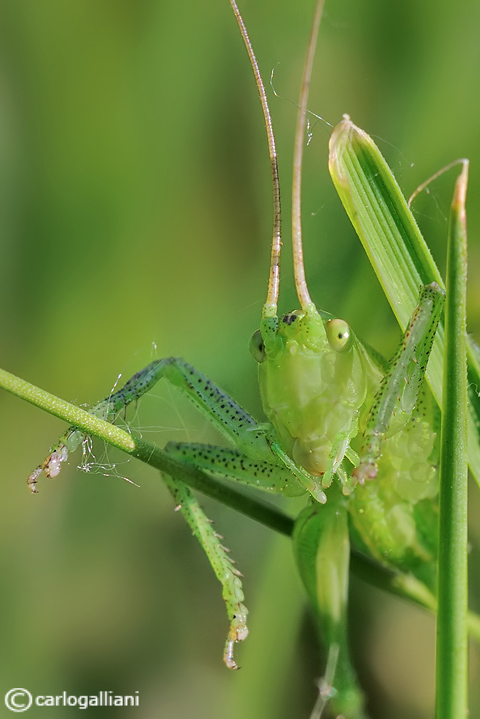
top-left (354, 282), bottom-right (445, 484)
top-left (30, 357), bottom-right (327, 502)
top-left (30, 357), bottom-right (273, 486)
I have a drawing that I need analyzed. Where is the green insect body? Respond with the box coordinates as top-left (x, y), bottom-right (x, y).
top-left (27, 0), bottom-right (452, 712)
top-left (255, 285), bottom-right (443, 585)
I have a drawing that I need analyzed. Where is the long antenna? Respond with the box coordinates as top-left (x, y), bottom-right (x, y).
top-left (229, 0), bottom-right (282, 319)
top-left (292, 0), bottom-right (326, 310)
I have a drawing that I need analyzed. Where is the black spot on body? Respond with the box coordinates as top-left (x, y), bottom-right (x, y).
top-left (282, 312), bottom-right (298, 326)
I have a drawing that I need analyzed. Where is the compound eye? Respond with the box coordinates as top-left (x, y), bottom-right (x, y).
top-left (325, 319), bottom-right (352, 352)
top-left (249, 329), bottom-right (266, 363)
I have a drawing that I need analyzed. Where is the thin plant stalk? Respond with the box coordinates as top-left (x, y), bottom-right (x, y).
top-left (436, 162), bottom-right (469, 719)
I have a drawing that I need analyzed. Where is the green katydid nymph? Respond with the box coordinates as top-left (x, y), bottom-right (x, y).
top-left (26, 0), bottom-right (467, 716)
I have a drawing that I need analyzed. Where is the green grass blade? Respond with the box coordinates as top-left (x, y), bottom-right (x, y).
top-left (436, 162), bottom-right (469, 719)
top-left (328, 116), bottom-right (480, 484)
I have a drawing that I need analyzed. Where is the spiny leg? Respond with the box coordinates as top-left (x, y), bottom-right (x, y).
top-left (165, 441), bottom-right (305, 497)
top-left (354, 282), bottom-right (445, 484)
top-left (162, 472), bottom-right (248, 670)
top-left (28, 360), bottom-right (268, 665)
top-left (28, 357), bottom-right (267, 491)
top-left (30, 356), bottom-right (325, 501)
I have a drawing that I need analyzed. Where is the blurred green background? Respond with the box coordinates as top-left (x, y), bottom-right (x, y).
top-left (0, 0), bottom-right (479, 717)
